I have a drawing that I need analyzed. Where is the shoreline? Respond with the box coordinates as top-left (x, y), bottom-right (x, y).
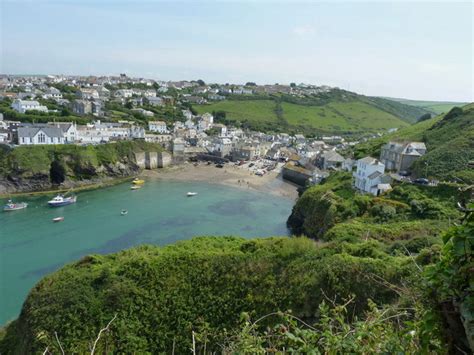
top-left (1, 163), bottom-right (299, 201)
top-left (141, 163), bottom-right (299, 200)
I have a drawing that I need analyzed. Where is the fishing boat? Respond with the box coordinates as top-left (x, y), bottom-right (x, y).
top-left (120, 210), bottom-right (128, 216)
top-left (187, 192), bottom-right (198, 197)
top-left (3, 200), bottom-right (28, 212)
top-left (132, 178), bottom-right (145, 185)
top-left (130, 185), bottom-right (142, 190)
top-left (48, 194), bottom-right (77, 207)
top-left (52, 216), bottom-right (64, 223)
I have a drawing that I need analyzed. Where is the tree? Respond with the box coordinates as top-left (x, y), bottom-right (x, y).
top-left (196, 79), bottom-right (205, 86)
top-left (245, 82), bottom-right (257, 86)
top-left (417, 113), bottom-right (432, 122)
top-left (290, 83), bottom-right (296, 88)
top-left (124, 101), bottom-right (133, 109)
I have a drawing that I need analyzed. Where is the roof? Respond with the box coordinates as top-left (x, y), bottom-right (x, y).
top-left (358, 156), bottom-right (383, 166)
top-left (18, 126), bottom-right (64, 138)
top-left (322, 150), bottom-right (344, 162)
top-left (149, 121), bottom-right (167, 125)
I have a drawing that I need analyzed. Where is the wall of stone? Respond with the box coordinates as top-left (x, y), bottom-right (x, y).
top-left (133, 152), bottom-right (146, 169)
top-left (158, 152), bottom-right (172, 168)
top-left (145, 152), bottom-right (158, 169)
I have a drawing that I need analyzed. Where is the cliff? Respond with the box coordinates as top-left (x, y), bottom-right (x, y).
top-left (0, 141), bottom-right (165, 194)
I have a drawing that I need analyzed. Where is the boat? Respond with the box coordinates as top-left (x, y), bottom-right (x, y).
top-left (120, 210), bottom-right (128, 216)
top-left (130, 185), bottom-right (142, 190)
top-left (52, 217), bottom-right (64, 223)
top-left (48, 194), bottom-right (77, 207)
top-left (3, 200), bottom-right (28, 212)
top-left (187, 192), bottom-right (198, 197)
top-left (132, 178), bottom-right (145, 185)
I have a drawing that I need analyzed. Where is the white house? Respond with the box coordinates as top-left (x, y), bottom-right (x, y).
top-left (353, 156), bottom-right (391, 196)
top-left (11, 100), bottom-right (48, 114)
top-left (42, 87), bottom-right (62, 100)
top-left (18, 126), bottom-right (65, 145)
top-left (148, 121), bottom-right (168, 133)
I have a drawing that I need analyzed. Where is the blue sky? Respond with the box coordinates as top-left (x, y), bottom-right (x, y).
top-left (1, 0), bottom-right (472, 101)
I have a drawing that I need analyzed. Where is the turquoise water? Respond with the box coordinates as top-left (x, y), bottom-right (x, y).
top-left (0, 180), bottom-right (292, 325)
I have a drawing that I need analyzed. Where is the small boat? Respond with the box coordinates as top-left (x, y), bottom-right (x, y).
top-left (187, 192), bottom-right (198, 197)
top-left (3, 200), bottom-right (28, 212)
top-left (120, 210), bottom-right (128, 216)
top-left (48, 194), bottom-right (77, 207)
top-left (52, 217), bottom-right (64, 223)
top-left (132, 178), bottom-right (145, 185)
top-left (130, 185), bottom-right (142, 190)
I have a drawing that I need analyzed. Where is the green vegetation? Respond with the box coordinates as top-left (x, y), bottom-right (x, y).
top-left (194, 94), bottom-right (419, 135)
top-left (0, 236), bottom-right (415, 353)
top-left (354, 104), bottom-right (474, 183)
top-left (382, 97), bottom-right (468, 115)
top-left (0, 141), bottom-right (163, 185)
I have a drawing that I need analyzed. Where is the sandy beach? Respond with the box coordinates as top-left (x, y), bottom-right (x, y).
top-left (141, 162), bottom-right (300, 200)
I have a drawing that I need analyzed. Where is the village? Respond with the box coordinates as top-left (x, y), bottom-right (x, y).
top-left (0, 74), bottom-right (429, 196)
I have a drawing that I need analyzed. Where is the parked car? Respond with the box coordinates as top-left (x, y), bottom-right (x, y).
top-left (215, 164), bottom-right (224, 168)
top-left (413, 178), bottom-right (429, 185)
top-left (249, 163), bottom-right (255, 167)
top-left (399, 170), bottom-right (411, 176)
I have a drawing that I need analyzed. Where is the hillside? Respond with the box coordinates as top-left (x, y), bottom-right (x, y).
top-left (354, 103), bottom-right (474, 183)
top-left (0, 141), bottom-right (163, 194)
top-left (194, 91), bottom-right (430, 135)
top-left (1, 175), bottom-right (471, 353)
top-left (381, 97), bottom-right (468, 115)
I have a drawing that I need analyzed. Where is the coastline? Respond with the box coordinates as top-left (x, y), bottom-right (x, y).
top-left (140, 162), bottom-right (299, 200)
top-left (1, 163), bottom-right (299, 201)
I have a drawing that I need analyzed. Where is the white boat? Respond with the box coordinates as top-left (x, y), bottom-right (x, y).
top-left (3, 200), bottom-right (28, 212)
top-left (52, 216), bottom-right (64, 223)
top-left (120, 210), bottom-right (128, 216)
top-left (48, 195), bottom-right (77, 207)
top-left (130, 185), bottom-right (142, 190)
top-left (187, 192), bottom-right (198, 197)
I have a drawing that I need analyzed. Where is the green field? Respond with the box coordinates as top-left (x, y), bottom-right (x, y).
top-left (195, 99), bottom-right (409, 134)
top-left (381, 97), bottom-right (468, 115)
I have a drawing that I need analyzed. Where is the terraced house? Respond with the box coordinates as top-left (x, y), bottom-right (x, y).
top-left (380, 141), bottom-right (426, 172)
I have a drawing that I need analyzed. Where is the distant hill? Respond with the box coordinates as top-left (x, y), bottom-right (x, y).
top-left (354, 103), bottom-right (474, 183)
top-left (380, 97), bottom-right (468, 115)
top-left (194, 89), bottom-right (430, 135)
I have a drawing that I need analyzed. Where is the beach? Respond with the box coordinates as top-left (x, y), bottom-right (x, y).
top-left (141, 162), bottom-right (300, 200)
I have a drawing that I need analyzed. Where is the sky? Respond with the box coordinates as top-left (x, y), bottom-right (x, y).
top-left (1, 0), bottom-right (473, 102)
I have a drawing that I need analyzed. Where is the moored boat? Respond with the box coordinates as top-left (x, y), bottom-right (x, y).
top-left (3, 200), bottom-right (28, 212)
top-left (187, 192), bottom-right (198, 197)
top-left (52, 216), bottom-right (64, 222)
top-left (48, 195), bottom-right (77, 207)
top-left (132, 178), bottom-right (145, 185)
top-left (130, 185), bottom-right (142, 190)
top-left (120, 210), bottom-right (128, 216)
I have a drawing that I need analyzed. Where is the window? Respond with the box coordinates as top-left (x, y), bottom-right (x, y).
top-left (38, 133), bottom-right (46, 143)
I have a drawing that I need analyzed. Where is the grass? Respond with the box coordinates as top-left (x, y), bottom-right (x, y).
top-left (382, 97), bottom-right (468, 115)
top-left (195, 99), bottom-right (409, 134)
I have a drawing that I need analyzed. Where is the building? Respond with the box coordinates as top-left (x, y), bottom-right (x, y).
top-left (18, 125), bottom-right (65, 145)
top-left (319, 150), bottom-right (345, 170)
top-left (11, 99), bottom-right (48, 114)
top-left (353, 157), bottom-right (391, 196)
top-left (147, 96), bottom-right (164, 106)
top-left (380, 142), bottom-right (427, 172)
top-left (148, 121), bottom-right (168, 133)
top-left (42, 87), bottom-right (62, 100)
top-left (76, 88), bottom-right (99, 100)
top-left (72, 100), bottom-right (92, 115)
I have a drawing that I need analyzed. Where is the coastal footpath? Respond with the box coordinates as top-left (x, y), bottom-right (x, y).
top-left (0, 141), bottom-right (169, 195)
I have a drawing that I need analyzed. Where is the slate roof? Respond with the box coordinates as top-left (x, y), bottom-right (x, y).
top-left (18, 126), bottom-right (64, 138)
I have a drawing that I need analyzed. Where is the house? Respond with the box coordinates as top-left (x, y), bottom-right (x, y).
top-left (380, 142), bottom-right (427, 172)
top-left (132, 108), bottom-right (154, 117)
top-left (211, 137), bottom-right (232, 158)
top-left (76, 88), bottom-right (99, 100)
top-left (213, 123), bottom-right (227, 137)
top-left (18, 125), bottom-right (65, 145)
top-left (42, 87), bottom-right (62, 100)
top-left (319, 150), bottom-right (345, 170)
top-left (232, 145), bottom-right (257, 161)
top-left (294, 134), bottom-right (306, 144)
top-left (51, 122), bottom-right (77, 143)
top-left (147, 96), bottom-right (164, 106)
top-left (72, 100), bottom-right (92, 115)
top-left (11, 99), bottom-right (48, 114)
top-left (148, 121), bottom-right (168, 133)
top-left (353, 157), bottom-right (391, 196)
top-left (115, 89), bottom-right (134, 98)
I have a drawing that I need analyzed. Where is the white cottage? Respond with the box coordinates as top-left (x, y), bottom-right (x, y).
top-left (353, 157), bottom-right (392, 196)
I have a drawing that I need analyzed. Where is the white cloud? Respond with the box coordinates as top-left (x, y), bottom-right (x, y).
top-left (292, 25), bottom-right (316, 37)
